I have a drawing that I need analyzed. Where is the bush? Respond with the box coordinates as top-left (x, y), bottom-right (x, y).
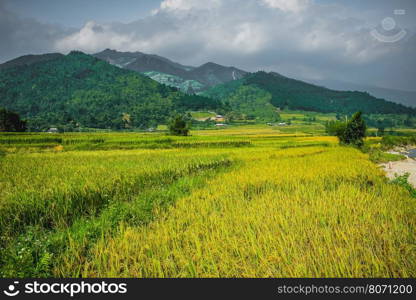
top-left (168, 115), bottom-right (190, 136)
top-left (367, 149), bottom-right (405, 163)
top-left (391, 173), bottom-right (416, 198)
top-left (334, 111), bottom-right (366, 147)
top-left (325, 120), bottom-right (347, 136)
top-left (381, 135), bottom-right (416, 150)
top-left (0, 107), bottom-right (27, 132)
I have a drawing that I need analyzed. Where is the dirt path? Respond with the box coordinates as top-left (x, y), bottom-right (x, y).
top-left (380, 156), bottom-right (416, 187)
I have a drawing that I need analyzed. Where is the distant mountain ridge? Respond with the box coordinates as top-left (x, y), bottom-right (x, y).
top-left (201, 71), bottom-right (416, 115)
top-left (309, 79), bottom-right (416, 108)
top-left (0, 53), bottom-right (64, 70)
top-left (1, 50), bottom-right (414, 130)
top-left (93, 49), bottom-right (247, 92)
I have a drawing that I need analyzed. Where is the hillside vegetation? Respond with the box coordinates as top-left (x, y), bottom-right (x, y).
top-left (0, 52), bottom-right (219, 131)
top-left (202, 71), bottom-right (415, 116)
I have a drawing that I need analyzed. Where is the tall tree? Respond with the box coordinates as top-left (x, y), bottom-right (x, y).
top-left (339, 111), bottom-right (366, 147)
top-left (0, 107), bottom-right (27, 132)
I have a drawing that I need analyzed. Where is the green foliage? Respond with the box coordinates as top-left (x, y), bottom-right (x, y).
top-left (327, 112), bottom-right (367, 147)
top-left (325, 120), bottom-right (347, 136)
top-left (199, 78), bottom-right (244, 99)
top-left (0, 52), bottom-right (220, 131)
top-left (366, 149), bottom-right (406, 163)
top-left (0, 107), bottom-right (27, 132)
top-left (203, 71), bottom-right (415, 116)
top-left (339, 112), bottom-right (367, 147)
top-left (168, 115), bottom-right (190, 136)
top-left (363, 114), bottom-right (416, 129)
top-left (377, 127), bottom-right (385, 136)
top-left (0, 226), bottom-right (53, 277)
top-left (173, 93), bottom-right (222, 112)
top-left (391, 173), bottom-right (416, 198)
top-left (381, 135), bottom-right (416, 150)
top-left (247, 72), bottom-right (415, 115)
top-left (223, 85), bottom-right (280, 121)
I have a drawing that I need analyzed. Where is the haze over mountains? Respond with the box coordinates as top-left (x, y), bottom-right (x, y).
top-left (310, 79), bottom-right (416, 109)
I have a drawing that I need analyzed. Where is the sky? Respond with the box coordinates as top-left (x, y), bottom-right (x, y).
top-left (0, 0), bottom-right (415, 91)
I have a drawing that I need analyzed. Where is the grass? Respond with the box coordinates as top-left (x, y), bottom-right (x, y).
top-left (367, 149), bottom-right (406, 163)
top-left (83, 147), bottom-right (416, 277)
top-left (190, 111), bottom-right (216, 120)
top-left (0, 128), bottom-right (415, 278)
top-left (279, 110), bottom-right (337, 122)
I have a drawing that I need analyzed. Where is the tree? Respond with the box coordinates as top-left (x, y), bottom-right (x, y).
top-left (0, 107), bottom-right (27, 132)
top-left (338, 111), bottom-right (366, 147)
top-left (376, 126), bottom-right (385, 137)
top-left (325, 120), bottom-right (347, 137)
top-left (336, 113), bottom-right (342, 121)
top-left (168, 115), bottom-right (190, 136)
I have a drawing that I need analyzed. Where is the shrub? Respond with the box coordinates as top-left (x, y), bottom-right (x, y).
top-left (168, 115), bottom-right (190, 136)
top-left (391, 173), bottom-right (416, 198)
top-left (0, 107), bottom-right (27, 132)
top-left (337, 111), bottom-right (366, 147)
top-left (325, 120), bottom-right (347, 137)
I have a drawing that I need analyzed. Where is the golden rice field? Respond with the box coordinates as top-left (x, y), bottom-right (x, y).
top-left (0, 128), bottom-right (415, 278)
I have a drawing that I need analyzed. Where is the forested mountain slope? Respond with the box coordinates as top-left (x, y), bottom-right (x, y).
top-left (202, 71), bottom-right (415, 115)
top-left (0, 51), bottom-right (219, 130)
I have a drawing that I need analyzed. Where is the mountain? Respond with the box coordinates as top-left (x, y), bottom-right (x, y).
top-left (187, 62), bottom-right (247, 87)
top-left (93, 49), bottom-right (247, 92)
top-left (94, 49), bottom-right (193, 73)
top-left (309, 79), bottom-right (416, 108)
top-left (143, 71), bottom-right (205, 94)
top-left (0, 51), bottom-right (220, 131)
top-left (0, 53), bottom-right (64, 70)
top-left (201, 71), bottom-right (416, 115)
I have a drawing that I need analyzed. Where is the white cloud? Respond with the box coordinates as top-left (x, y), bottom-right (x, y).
top-left (262, 0), bottom-right (310, 13)
top-left (54, 1), bottom-right (371, 61)
top-left (55, 21), bottom-right (133, 53)
top-left (54, 0), bottom-right (396, 66)
top-left (2, 0), bottom-right (415, 90)
top-left (159, 0), bottom-right (222, 11)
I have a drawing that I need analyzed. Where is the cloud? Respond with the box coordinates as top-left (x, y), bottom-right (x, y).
top-left (1, 0), bottom-right (415, 90)
top-left (262, 0), bottom-right (310, 13)
top-left (159, 0), bottom-right (222, 11)
top-left (0, 2), bottom-right (72, 62)
top-left (54, 0), bottom-right (403, 62)
top-left (55, 21), bottom-right (133, 53)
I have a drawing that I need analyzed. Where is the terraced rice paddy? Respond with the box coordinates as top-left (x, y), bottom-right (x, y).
top-left (0, 129), bottom-right (415, 277)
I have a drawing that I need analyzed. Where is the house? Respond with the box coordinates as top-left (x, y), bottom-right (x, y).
top-left (215, 123), bottom-right (226, 127)
top-left (278, 122), bottom-right (287, 126)
top-left (47, 127), bottom-right (59, 133)
top-left (211, 115), bottom-right (226, 122)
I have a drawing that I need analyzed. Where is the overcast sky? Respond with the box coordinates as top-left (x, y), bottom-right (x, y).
top-left (0, 0), bottom-right (415, 91)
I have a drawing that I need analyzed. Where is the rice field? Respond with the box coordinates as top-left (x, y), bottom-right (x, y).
top-left (0, 128), bottom-right (415, 278)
